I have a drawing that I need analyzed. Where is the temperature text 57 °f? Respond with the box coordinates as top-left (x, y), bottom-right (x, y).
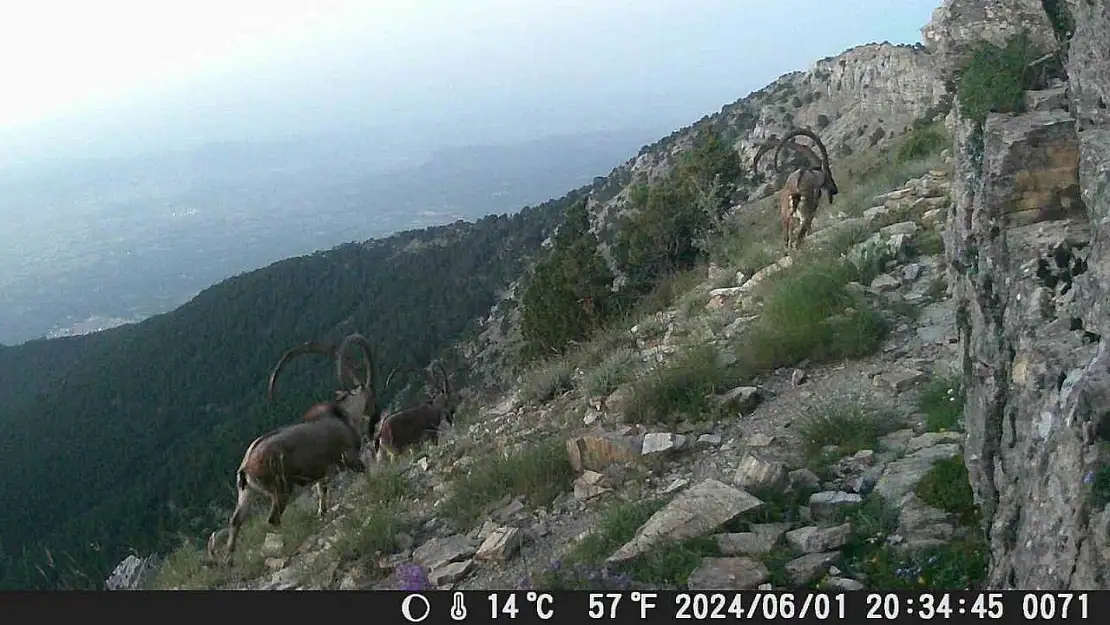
top-left (489, 592), bottom-right (555, 619)
top-left (589, 592), bottom-right (659, 619)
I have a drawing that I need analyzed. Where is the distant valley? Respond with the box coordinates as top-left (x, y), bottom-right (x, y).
top-left (0, 128), bottom-right (658, 344)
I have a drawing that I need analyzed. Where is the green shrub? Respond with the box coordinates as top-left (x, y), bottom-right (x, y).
top-left (918, 374), bottom-right (965, 431)
top-left (915, 456), bottom-right (979, 527)
top-left (957, 32), bottom-right (1041, 127)
top-left (440, 440), bottom-right (574, 526)
top-left (896, 122), bottom-right (949, 163)
top-left (519, 357), bottom-right (575, 405)
top-left (623, 342), bottom-right (736, 425)
top-left (795, 391), bottom-right (900, 462)
top-left (736, 259), bottom-right (888, 374)
top-left (582, 347), bottom-right (638, 397)
top-left (837, 494), bottom-right (987, 590)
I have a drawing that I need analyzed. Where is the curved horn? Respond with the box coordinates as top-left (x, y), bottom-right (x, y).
top-left (267, 341), bottom-right (337, 402)
top-left (774, 141), bottom-right (823, 171)
top-left (751, 140), bottom-right (777, 172)
top-left (335, 333), bottom-right (376, 396)
top-left (773, 128), bottom-right (830, 173)
top-left (385, 365), bottom-right (424, 390)
top-left (432, 361), bottom-right (450, 400)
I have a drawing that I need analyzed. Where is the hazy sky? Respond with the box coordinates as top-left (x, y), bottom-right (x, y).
top-left (0, 0), bottom-right (940, 165)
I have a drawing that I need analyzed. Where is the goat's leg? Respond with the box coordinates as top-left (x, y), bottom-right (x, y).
top-left (780, 192), bottom-right (793, 249)
top-left (315, 481), bottom-right (328, 518)
top-left (266, 488), bottom-right (289, 527)
top-left (795, 202), bottom-right (816, 247)
top-left (223, 485), bottom-right (253, 563)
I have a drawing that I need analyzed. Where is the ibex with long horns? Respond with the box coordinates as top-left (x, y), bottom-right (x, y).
top-left (207, 332), bottom-right (379, 563)
top-left (752, 128), bottom-right (839, 250)
top-left (374, 360), bottom-right (456, 459)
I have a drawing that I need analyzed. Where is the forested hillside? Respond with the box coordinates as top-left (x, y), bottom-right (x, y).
top-left (0, 184), bottom-right (600, 589)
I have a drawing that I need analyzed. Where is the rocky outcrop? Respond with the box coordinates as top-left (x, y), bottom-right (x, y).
top-left (921, 0), bottom-right (1057, 80)
top-left (105, 553), bottom-right (161, 590)
top-left (939, 0), bottom-right (1110, 589)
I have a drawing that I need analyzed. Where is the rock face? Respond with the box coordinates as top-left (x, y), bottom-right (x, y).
top-left (921, 0), bottom-right (1057, 80)
top-left (105, 554), bottom-right (161, 590)
top-left (939, 0), bottom-right (1110, 589)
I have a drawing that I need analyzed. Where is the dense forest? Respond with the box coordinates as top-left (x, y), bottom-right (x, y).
top-left (0, 182), bottom-right (598, 588)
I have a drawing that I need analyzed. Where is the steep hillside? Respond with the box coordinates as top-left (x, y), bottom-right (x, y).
top-left (7, 25), bottom-right (961, 592)
top-left (139, 115), bottom-right (964, 593)
top-left (0, 195), bottom-right (588, 589)
top-left (132, 0), bottom-right (1110, 592)
top-left (465, 41), bottom-right (948, 386)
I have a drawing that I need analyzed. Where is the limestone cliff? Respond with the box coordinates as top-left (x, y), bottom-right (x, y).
top-left (939, 0), bottom-right (1110, 588)
top-left (465, 41), bottom-right (949, 386)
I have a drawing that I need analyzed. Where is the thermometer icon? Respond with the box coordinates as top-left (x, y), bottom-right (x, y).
top-left (450, 591), bottom-right (468, 621)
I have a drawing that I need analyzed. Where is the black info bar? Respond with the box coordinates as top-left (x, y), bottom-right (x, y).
top-left (0, 590), bottom-right (1101, 623)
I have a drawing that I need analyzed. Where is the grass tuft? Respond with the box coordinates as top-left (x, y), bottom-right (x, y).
top-left (918, 374), bottom-right (965, 432)
top-left (622, 342), bottom-right (737, 425)
top-left (440, 439), bottom-right (575, 527)
top-left (795, 390), bottom-right (901, 464)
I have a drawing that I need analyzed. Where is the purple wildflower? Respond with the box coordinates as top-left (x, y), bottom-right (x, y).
top-left (395, 563), bottom-right (432, 591)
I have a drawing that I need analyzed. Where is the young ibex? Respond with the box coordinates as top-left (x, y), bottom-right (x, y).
top-left (374, 361), bottom-right (456, 459)
top-left (752, 128), bottom-right (839, 250)
top-left (207, 332), bottom-right (379, 563)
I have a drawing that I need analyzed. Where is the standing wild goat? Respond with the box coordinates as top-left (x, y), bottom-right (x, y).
top-left (264, 336), bottom-right (383, 517)
top-left (751, 128), bottom-right (839, 250)
top-left (374, 360), bottom-right (455, 459)
top-left (207, 332), bottom-right (379, 563)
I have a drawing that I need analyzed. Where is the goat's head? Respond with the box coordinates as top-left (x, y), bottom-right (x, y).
top-left (772, 128), bottom-right (838, 204)
top-left (267, 333), bottom-right (380, 438)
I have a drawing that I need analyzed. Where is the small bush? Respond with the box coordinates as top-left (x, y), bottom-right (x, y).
top-left (535, 498), bottom-right (716, 589)
top-left (957, 32), bottom-right (1041, 127)
top-left (440, 440), bottom-right (575, 526)
top-left (738, 486), bottom-right (818, 526)
top-left (330, 467), bottom-right (413, 563)
top-left (151, 539), bottom-right (224, 590)
top-left (918, 374), bottom-right (965, 432)
top-left (519, 357), bottom-right (575, 405)
top-left (795, 390), bottom-right (900, 462)
top-left (896, 122), bottom-right (949, 164)
top-left (915, 456), bottom-right (979, 526)
top-left (582, 347), bottom-right (638, 397)
top-left (623, 342), bottom-right (736, 425)
top-left (838, 494), bottom-right (987, 590)
top-left (911, 229), bottom-right (945, 257)
top-left (330, 502), bottom-right (408, 561)
top-left (736, 259), bottom-right (888, 374)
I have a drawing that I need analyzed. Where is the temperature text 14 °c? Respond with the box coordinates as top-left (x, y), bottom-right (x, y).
top-left (489, 592), bottom-right (556, 619)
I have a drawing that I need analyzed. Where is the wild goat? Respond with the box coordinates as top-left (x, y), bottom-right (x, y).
top-left (751, 128), bottom-right (839, 249)
top-left (207, 332), bottom-right (379, 563)
top-left (374, 360), bottom-right (455, 459)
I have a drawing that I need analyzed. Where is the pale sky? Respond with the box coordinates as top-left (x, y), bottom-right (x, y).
top-left (0, 0), bottom-right (941, 165)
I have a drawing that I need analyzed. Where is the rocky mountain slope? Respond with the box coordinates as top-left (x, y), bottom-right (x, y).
top-left (109, 0), bottom-right (1110, 592)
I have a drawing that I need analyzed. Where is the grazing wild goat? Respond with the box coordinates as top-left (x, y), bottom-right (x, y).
top-left (751, 128), bottom-right (839, 250)
top-left (374, 360), bottom-right (456, 459)
top-left (207, 332), bottom-right (379, 563)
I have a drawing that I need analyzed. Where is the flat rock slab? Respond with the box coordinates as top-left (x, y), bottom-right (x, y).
top-left (785, 523), bottom-right (852, 553)
top-left (607, 479), bottom-right (763, 564)
top-left (785, 551), bottom-right (841, 586)
top-left (873, 443), bottom-right (961, 503)
top-left (687, 557), bottom-right (770, 590)
top-left (413, 535), bottom-right (477, 571)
